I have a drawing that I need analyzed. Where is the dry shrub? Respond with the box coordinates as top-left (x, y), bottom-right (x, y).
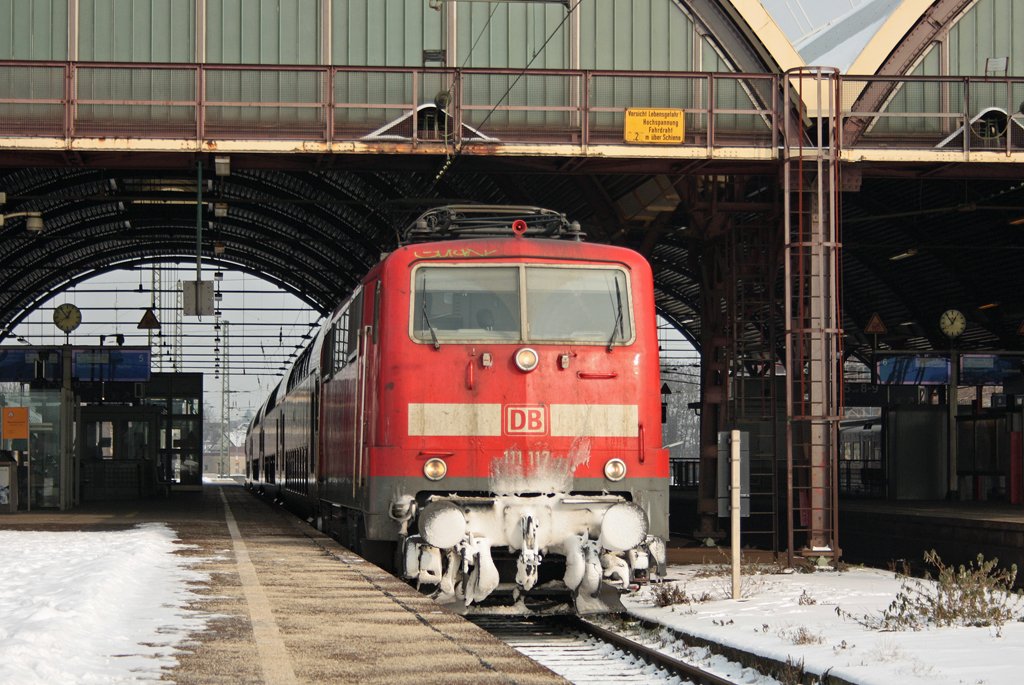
top-left (778, 625), bottom-right (824, 645)
top-left (839, 550), bottom-right (1023, 632)
top-left (650, 582), bottom-right (712, 607)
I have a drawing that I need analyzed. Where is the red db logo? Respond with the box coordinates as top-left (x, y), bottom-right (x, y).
top-left (504, 405), bottom-right (547, 435)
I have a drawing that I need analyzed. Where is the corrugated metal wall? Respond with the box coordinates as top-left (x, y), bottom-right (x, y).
top-left (580, 0), bottom-right (694, 71)
top-left (455, 2), bottom-right (569, 69)
top-left (2, 0), bottom-right (767, 135)
top-left (207, 0), bottom-right (319, 64)
top-left (947, 0), bottom-right (1020, 77)
top-left (0, 0), bottom-right (68, 60)
top-left (1, 0), bottom-right (734, 70)
top-left (875, 0), bottom-right (1022, 137)
top-left (78, 0), bottom-right (194, 62)
top-left (332, 0), bottom-right (439, 67)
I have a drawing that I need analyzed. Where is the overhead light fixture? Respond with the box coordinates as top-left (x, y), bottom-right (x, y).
top-left (1008, 216), bottom-right (1024, 226)
top-left (25, 213), bottom-right (43, 232)
top-left (978, 302), bottom-right (999, 310)
top-left (889, 248), bottom-right (918, 261)
top-left (213, 202), bottom-right (228, 217)
top-left (214, 156), bottom-right (230, 176)
top-left (0, 210), bottom-right (44, 231)
top-left (214, 241), bottom-right (225, 255)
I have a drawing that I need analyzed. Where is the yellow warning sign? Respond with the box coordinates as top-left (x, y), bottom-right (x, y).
top-left (864, 313), bottom-right (887, 335)
top-left (624, 108), bottom-right (684, 144)
top-left (2, 407), bottom-right (29, 440)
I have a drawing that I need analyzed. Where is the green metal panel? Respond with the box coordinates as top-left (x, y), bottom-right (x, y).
top-left (872, 43), bottom-right (947, 135)
top-left (455, 2), bottom-right (568, 69)
top-left (948, 0), bottom-right (1022, 76)
top-left (0, 0), bottom-right (68, 60)
top-left (331, 0), bottom-right (703, 71)
top-left (79, 0), bottom-right (194, 62)
top-left (207, 0), bottom-right (319, 65)
top-left (580, 0), bottom-right (695, 71)
top-left (705, 38), bottom-right (767, 134)
top-left (332, 0), bottom-right (439, 66)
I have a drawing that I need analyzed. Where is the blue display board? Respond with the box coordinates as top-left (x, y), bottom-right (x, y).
top-left (876, 354), bottom-right (950, 385)
top-left (72, 348), bottom-right (151, 382)
top-left (960, 354), bottom-right (1024, 387)
top-left (0, 348), bottom-right (61, 382)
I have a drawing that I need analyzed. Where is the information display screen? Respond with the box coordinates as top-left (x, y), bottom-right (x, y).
top-left (960, 354), bottom-right (1024, 386)
top-left (72, 348), bottom-right (151, 382)
top-left (876, 354), bottom-right (950, 385)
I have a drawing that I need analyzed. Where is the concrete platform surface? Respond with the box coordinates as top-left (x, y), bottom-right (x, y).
top-left (0, 485), bottom-right (567, 685)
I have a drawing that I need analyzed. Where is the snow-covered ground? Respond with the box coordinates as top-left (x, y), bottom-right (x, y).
top-left (624, 563), bottom-right (1024, 685)
top-left (0, 524), bottom-right (212, 685)
top-left (1, 524), bottom-right (1021, 685)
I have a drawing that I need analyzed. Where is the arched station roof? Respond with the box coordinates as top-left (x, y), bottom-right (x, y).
top-left (2, 0), bottom-right (1022, 361)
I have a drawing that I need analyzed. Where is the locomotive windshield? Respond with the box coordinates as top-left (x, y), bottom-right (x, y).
top-left (412, 265), bottom-right (633, 345)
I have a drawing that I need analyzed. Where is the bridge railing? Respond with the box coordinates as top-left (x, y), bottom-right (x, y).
top-left (840, 74), bottom-right (1024, 153)
top-left (2, 62), bottom-right (1023, 155)
top-left (0, 61), bottom-right (776, 149)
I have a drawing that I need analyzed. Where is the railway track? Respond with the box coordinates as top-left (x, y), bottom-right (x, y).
top-left (470, 615), bottom-right (740, 685)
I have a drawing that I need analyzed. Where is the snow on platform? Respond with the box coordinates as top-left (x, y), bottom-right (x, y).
top-left (624, 563), bottom-right (1024, 685)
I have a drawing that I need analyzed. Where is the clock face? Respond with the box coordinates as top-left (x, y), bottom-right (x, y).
top-left (939, 309), bottom-right (966, 338)
top-left (53, 303), bottom-right (82, 333)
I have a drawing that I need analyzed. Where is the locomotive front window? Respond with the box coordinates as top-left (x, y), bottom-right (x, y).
top-left (412, 264), bottom-right (633, 346)
top-left (413, 266), bottom-right (522, 342)
top-left (526, 267), bottom-right (633, 344)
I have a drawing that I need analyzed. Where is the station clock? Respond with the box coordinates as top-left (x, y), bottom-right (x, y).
top-left (939, 308), bottom-right (966, 338)
top-left (53, 303), bottom-right (82, 333)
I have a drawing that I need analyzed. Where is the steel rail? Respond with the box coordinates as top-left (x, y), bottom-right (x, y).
top-left (561, 616), bottom-right (739, 685)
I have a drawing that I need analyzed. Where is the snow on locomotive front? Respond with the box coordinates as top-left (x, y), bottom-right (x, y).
top-left (377, 207), bottom-right (668, 613)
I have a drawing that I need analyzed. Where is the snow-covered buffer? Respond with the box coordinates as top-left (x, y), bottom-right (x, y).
top-left (398, 493), bottom-right (666, 612)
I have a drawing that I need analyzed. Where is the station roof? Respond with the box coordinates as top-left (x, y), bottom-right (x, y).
top-left (3, 0), bottom-right (1023, 368)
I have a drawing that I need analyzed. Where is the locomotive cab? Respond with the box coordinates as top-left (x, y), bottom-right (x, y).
top-left (383, 207), bottom-right (669, 613)
top-left (245, 206), bottom-right (669, 614)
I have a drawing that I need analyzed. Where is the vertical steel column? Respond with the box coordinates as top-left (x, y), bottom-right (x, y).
top-left (782, 67), bottom-right (843, 565)
top-left (221, 321), bottom-right (230, 476)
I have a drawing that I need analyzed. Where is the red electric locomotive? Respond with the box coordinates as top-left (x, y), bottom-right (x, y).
top-left (246, 206), bottom-right (668, 612)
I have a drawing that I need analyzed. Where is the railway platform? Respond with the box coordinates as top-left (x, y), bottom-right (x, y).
top-left (0, 484), bottom-right (566, 684)
top-left (840, 499), bottom-right (1024, 585)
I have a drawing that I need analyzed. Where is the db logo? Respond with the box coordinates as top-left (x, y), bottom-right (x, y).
top-left (504, 405), bottom-right (548, 435)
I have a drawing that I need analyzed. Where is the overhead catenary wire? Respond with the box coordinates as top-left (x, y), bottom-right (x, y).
top-left (433, 0), bottom-right (581, 186)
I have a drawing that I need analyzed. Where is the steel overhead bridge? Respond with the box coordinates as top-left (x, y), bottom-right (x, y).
top-left (1, 61), bottom-right (1023, 164)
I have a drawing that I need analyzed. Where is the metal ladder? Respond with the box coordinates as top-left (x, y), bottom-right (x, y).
top-left (782, 67), bottom-right (844, 564)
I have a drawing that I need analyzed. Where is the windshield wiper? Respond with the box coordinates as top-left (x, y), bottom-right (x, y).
top-left (607, 278), bottom-right (624, 352)
top-left (421, 298), bottom-right (440, 350)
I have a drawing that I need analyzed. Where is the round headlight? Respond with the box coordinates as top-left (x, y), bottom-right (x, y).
top-left (423, 457), bottom-right (447, 481)
top-left (514, 347), bottom-right (539, 372)
top-left (604, 458), bottom-right (627, 481)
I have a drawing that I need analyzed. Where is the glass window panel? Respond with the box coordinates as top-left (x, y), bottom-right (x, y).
top-left (526, 267), bottom-right (632, 344)
top-left (412, 267), bottom-right (521, 342)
